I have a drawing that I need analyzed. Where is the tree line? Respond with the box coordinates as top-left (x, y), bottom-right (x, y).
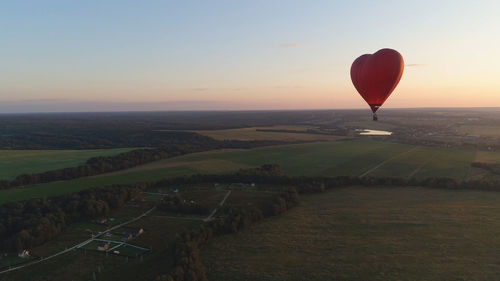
top-left (151, 167), bottom-right (500, 194)
top-left (156, 187), bottom-right (300, 281)
top-left (0, 139), bottom-right (283, 189)
top-left (471, 162), bottom-right (500, 175)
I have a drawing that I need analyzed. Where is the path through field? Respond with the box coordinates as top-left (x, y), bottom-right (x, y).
top-left (407, 153), bottom-right (436, 178)
top-left (204, 190), bottom-right (232, 222)
top-left (360, 147), bottom-right (418, 177)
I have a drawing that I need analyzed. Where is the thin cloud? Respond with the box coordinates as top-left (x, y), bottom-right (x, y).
top-left (191, 88), bottom-right (209, 91)
top-left (21, 98), bottom-right (69, 102)
top-left (405, 64), bottom-right (427, 67)
top-left (278, 42), bottom-right (300, 48)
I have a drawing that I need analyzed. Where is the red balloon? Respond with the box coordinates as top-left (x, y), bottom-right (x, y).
top-left (350, 48), bottom-right (404, 113)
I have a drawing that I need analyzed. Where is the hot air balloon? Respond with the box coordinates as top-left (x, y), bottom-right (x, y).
top-left (350, 48), bottom-right (404, 121)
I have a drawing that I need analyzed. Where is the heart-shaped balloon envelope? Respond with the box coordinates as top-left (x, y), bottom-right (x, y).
top-left (350, 48), bottom-right (404, 113)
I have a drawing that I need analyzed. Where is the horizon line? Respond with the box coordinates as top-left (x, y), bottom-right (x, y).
top-left (2, 106), bottom-right (500, 115)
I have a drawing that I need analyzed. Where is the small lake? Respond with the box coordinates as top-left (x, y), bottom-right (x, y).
top-left (357, 129), bottom-right (392, 136)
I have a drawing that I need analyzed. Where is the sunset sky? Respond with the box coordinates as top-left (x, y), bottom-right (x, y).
top-left (1, 0), bottom-right (499, 112)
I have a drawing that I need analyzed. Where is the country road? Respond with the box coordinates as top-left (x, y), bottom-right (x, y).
top-left (203, 190), bottom-right (231, 222)
top-left (360, 147), bottom-right (418, 177)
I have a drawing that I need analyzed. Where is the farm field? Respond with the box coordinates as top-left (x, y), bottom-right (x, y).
top-left (0, 148), bottom-right (135, 180)
top-left (194, 125), bottom-right (342, 141)
top-left (474, 150), bottom-right (500, 163)
top-left (202, 186), bottom-right (500, 281)
top-left (124, 139), bottom-right (480, 179)
top-left (2, 139), bottom-right (500, 205)
top-left (458, 125), bottom-right (500, 137)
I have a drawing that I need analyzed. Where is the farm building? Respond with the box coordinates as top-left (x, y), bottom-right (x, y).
top-left (97, 242), bottom-right (110, 251)
top-left (122, 228), bottom-right (144, 241)
top-left (122, 232), bottom-right (133, 241)
top-left (18, 250), bottom-right (30, 258)
top-left (135, 228), bottom-right (144, 236)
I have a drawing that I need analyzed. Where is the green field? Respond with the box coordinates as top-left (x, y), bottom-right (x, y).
top-left (0, 148), bottom-right (135, 180)
top-left (202, 186), bottom-right (500, 281)
top-left (132, 140), bottom-right (475, 178)
top-left (2, 139), bottom-right (500, 205)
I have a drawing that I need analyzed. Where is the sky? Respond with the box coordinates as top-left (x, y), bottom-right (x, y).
top-left (1, 0), bottom-right (500, 113)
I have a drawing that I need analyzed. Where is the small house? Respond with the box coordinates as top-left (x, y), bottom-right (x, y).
top-left (97, 242), bottom-right (110, 251)
top-left (122, 232), bottom-right (133, 241)
top-left (18, 250), bottom-right (30, 258)
top-left (134, 228), bottom-right (144, 237)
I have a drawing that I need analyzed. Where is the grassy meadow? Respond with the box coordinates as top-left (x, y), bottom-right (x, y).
top-left (202, 187), bottom-right (500, 281)
top-left (3, 139), bottom-right (500, 205)
top-left (0, 148), bottom-right (135, 180)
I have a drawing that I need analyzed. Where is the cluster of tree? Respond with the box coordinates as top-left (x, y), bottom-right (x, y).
top-left (0, 139), bottom-right (284, 189)
top-left (0, 183), bottom-right (146, 251)
top-left (0, 111), bottom-right (331, 150)
top-left (234, 164), bottom-right (284, 177)
top-left (0, 126), bottom-right (220, 150)
top-left (158, 194), bottom-right (209, 215)
top-left (1, 146), bottom-right (201, 188)
top-left (156, 188), bottom-right (300, 281)
top-left (151, 169), bottom-right (500, 194)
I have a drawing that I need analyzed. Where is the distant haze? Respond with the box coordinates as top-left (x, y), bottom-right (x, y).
top-left (1, 1), bottom-right (500, 113)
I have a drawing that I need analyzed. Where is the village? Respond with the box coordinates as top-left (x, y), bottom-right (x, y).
top-left (0, 183), bottom-right (256, 271)
top-left (79, 217), bottom-right (149, 258)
